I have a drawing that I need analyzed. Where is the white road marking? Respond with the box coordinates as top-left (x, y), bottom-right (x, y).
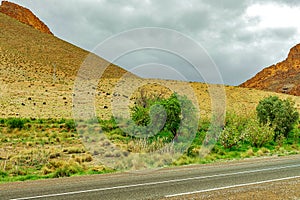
top-left (10, 164), bottom-right (300, 200)
top-left (165, 175), bottom-right (300, 198)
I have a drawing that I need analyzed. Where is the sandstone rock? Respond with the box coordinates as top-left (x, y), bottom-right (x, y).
top-left (240, 44), bottom-right (300, 96)
top-left (0, 1), bottom-right (53, 35)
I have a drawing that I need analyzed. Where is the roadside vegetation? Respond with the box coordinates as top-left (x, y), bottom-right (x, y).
top-left (0, 118), bottom-right (112, 183)
top-left (0, 94), bottom-right (299, 183)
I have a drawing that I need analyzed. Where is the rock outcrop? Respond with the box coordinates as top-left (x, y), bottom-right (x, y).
top-left (240, 44), bottom-right (300, 96)
top-left (0, 1), bottom-right (53, 35)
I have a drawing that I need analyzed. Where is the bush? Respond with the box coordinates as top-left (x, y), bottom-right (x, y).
top-left (43, 160), bottom-right (83, 178)
top-left (65, 119), bottom-right (76, 131)
top-left (131, 105), bottom-right (151, 126)
top-left (243, 118), bottom-right (275, 148)
top-left (0, 170), bottom-right (8, 178)
top-left (6, 118), bottom-right (25, 129)
top-left (219, 113), bottom-right (247, 149)
top-left (130, 93), bottom-right (197, 141)
top-left (100, 117), bottom-right (118, 132)
top-left (159, 94), bottom-right (181, 138)
top-left (256, 96), bottom-right (299, 138)
top-left (219, 125), bottom-right (241, 149)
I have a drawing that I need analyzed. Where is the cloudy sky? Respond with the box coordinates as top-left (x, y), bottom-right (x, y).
top-left (6, 0), bottom-right (300, 85)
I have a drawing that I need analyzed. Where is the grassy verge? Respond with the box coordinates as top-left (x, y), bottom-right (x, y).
top-left (0, 116), bottom-right (299, 183)
top-left (0, 118), bottom-right (113, 183)
top-left (103, 116), bottom-right (300, 166)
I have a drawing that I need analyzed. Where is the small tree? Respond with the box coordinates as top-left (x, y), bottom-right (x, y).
top-left (130, 93), bottom-right (196, 141)
top-left (256, 96), bottom-right (299, 138)
top-left (159, 94), bottom-right (181, 138)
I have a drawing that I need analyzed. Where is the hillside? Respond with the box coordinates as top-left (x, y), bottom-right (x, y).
top-left (0, 1), bottom-right (53, 35)
top-left (0, 7), bottom-right (299, 120)
top-left (0, 11), bottom-right (130, 119)
top-left (241, 43), bottom-right (300, 96)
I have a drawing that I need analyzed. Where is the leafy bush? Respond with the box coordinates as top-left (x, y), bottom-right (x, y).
top-left (131, 105), bottom-right (151, 126)
top-left (219, 125), bottom-right (241, 149)
top-left (65, 119), bottom-right (76, 131)
top-left (256, 96), bottom-right (299, 138)
top-left (159, 94), bottom-right (181, 138)
top-left (0, 170), bottom-right (8, 178)
top-left (130, 93), bottom-right (197, 141)
top-left (100, 117), bottom-right (119, 132)
top-left (219, 113), bottom-right (247, 149)
top-left (6, 118), bottom-right (25, 129)
top-left (243, 118), bottom-right (275, 148)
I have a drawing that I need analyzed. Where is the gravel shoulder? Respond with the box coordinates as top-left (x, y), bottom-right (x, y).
top-left (164, 177), bottom-right (300, 200)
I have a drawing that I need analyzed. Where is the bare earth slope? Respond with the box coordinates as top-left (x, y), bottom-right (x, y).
top-left (241, 43), bottom-right (300, 96)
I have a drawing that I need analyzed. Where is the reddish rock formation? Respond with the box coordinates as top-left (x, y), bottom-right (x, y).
top-left (240, 44), bottom-right (300, 96)
top-left (0, 1), bottom-right (53, 35)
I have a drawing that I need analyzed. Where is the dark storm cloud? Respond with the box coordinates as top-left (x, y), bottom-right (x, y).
top-left (7, 0), bottom-right (300, 85)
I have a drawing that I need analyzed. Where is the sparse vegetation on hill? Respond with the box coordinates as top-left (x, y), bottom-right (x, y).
top-left (1, 10), bottom-right (300, 119)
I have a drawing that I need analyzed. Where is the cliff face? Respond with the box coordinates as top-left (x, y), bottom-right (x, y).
top-left (0, 1), bottom-right (53, 35)
top-left (240, 44), bottom-right (300, 96)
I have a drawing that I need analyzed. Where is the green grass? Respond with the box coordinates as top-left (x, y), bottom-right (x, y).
top-left (0, 117), bottom-right (299, 183)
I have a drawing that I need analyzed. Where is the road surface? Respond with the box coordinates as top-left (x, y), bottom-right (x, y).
top-left (1, 155), bottom-right (300, 200)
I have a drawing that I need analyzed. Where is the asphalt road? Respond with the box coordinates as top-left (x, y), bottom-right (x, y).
top-left (1, 155), bottom-right (300, 200)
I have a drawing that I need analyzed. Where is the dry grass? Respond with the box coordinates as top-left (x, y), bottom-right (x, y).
top-left (0, 119), bottom-right (111, 180)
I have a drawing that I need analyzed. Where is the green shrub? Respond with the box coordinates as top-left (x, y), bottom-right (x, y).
top-left (256, 96), bottom-right (299, 138)
top-left (65, 119), bottom-right (76, 131)
top-left (130, 93), bottom-right (197, 141)
top-left (219, 125), bottom-right (241, 149)
top-left (100, 117), bottom-right (118, 132)
top-left (243, 118), bottom-right (275, 148)
top-left (131, 105), bottom-right (150, 126)
top-left (219, 113), bottom-right (247, 149)
top-left (6, 118), bottom-right (25, 129)
top-left (0, 170), bottom-right (8, 178)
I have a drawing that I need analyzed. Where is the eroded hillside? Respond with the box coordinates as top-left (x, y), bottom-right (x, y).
top-left (0, 1), bottom-right (53, 35)
top-left (241, 44), bottom-right (300, 96)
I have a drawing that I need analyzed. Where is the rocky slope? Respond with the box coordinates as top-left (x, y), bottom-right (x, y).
top-left (241, 44), bottom-right (300, 96)
top-left (0, 1), bottom-right (53, 35)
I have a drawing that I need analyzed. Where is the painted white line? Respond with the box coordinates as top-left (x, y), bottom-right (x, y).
top-left (165, 175), bottom-right (300, 198)
top-left (10, 164), bottom-right (300, 200)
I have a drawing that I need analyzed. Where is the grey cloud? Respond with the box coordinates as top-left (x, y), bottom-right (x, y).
top-left (259, 0), bottom-right (300, 6)
top-left (7, 0), bottom-right (300, 85)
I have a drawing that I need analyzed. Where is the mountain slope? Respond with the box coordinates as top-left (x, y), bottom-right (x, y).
top-left (0, 1), bottom-right (53, 35)
top-left (240, 44), bottom-right (300, 96)
top-left (0, 11), bottom-right (127, 83)
top-left (0, 12), bottom-right (131, 118)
